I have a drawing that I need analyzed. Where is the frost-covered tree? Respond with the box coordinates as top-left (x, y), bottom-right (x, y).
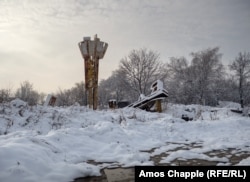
top-left (190, 47), bottom-right (224, 105)
top-left (166, 57), bottom-right (192, 104)
top-left (166, 47), bottom-right (225, 105)
top-left (119, 48), bottom-right (163, 96)
top-left (229, 52), bottom-right (250, 108)
top-left (217, 76), bottom-right (238, 103)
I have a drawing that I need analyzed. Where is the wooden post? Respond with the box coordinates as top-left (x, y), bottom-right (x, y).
top-left (155, 100), bottom-right (162, 113)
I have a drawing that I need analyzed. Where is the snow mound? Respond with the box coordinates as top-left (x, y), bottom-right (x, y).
top-left (10, 99), bottom-right (27, 108)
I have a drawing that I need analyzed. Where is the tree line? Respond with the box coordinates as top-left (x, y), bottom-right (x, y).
top-left (99, 47), bottom-right (250, 108)
top-left (1, 47), bottom-right (249, 108)
top-left (0, 81), bottom-right (85, 106)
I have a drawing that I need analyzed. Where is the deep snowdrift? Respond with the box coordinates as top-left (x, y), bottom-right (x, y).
top-left (0, 99), bottom-right (249, 182)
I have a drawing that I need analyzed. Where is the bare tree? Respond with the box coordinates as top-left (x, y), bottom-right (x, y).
top-left (98, 79), bottom-right (111, 108)
top-left (166, 57), bottom-right (191, 104)
top-left (15, 81), bottom-right (40, 105)
top-left (70, 82), bottom-right (85, 105)
top-left (190, 47), bottom-right (224, 105)
top-left (217, 75), bottom-right (238, 103)
top-left (0, 86), bottom-right (12, 102)
top-left (166, 48), bottom-right (225, 106)
top-left (55, 88), bottom-right (71, 106)
top-left (98, 70), bottom-right (132, 107)
top-left (55, 82), bottom-right (86, 106)
top-left (229, 52), bottom-right (250, 108)
top-left (0, 83), bottom-right (13, 102)
top-left (0, 89), bottom-right (8, 103)
top-left (119, 48), bottom-right (163, 96)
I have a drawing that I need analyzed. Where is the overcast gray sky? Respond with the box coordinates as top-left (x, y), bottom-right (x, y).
top-left (1, 0), bottom-right (250, 94)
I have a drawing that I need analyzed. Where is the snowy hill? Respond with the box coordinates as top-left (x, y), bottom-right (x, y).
top-left (0, 99), bottom-right (250, 182)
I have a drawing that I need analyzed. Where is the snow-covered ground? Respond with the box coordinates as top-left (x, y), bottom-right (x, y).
top-left (0, 99), bottom-right (249, 182)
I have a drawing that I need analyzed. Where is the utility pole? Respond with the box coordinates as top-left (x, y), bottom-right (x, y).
top-left (78, 35), bottom-right (108, 110)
